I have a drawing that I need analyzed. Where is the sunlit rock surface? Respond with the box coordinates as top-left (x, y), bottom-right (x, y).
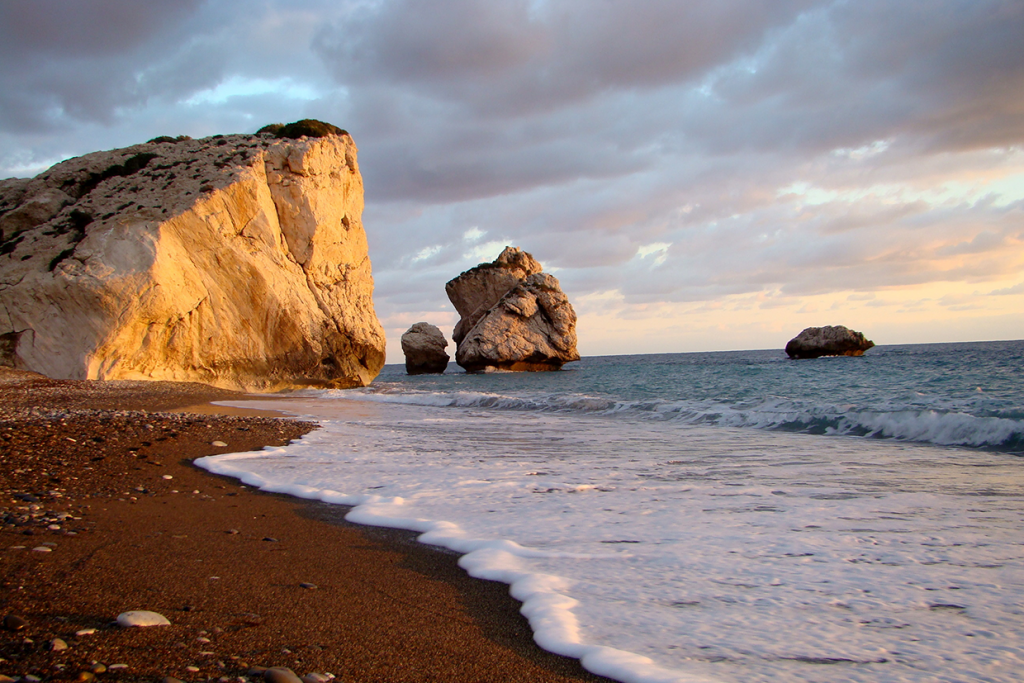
top-left (446, 247), bottom-right (578, 373)
top-left (0, 127), bottom-right (385, 390)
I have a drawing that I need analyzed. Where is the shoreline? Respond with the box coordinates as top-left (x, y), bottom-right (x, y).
top-left (0, 370), bottom-right (611, 683)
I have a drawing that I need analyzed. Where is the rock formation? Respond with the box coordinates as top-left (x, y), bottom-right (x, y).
top-left (446, 247), bottom-right (579, 372)
top-left (0, 122), bottom-right (386, 391)
top-left (785, 325), bottom-right (874, 359)
top-left (401, 322), bottom-right (449, 374)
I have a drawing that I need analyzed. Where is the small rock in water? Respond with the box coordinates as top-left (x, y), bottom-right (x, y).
top-left (50, 637), bottom-right (69, 651)
top-left (2, 614), bottom-right (27, 631)
top-left (117, 610), bottom-right (171, 627)
top-left (264, 668), bottom-right (303, 683)
top-left (299, 583), bottom-right (317, 590)
top-left (211, 441), bottom-right (228, 447)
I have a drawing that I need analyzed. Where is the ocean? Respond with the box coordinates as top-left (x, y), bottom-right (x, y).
top-left (198, 340), bottom-right (1024, 683)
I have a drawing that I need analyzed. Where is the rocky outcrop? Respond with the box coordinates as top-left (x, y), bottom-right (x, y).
top-left (0, 123), bottom-right (386, 391)
top-left (446, 246), bottom-right (542, 346)
top-left (785, 325), bottom-right (874, 359)
top-left (401, 322), bottom-right (449, 374)
top-left (446, 247), bottom-right (579, 372)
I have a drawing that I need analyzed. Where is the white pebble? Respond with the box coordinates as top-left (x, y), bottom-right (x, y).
top-left (117, 610), bottom-right (171, 627)
top-left (163, 475), bottom-right (174, 480)
top-left (32, 546), bottom-right (52, 553)
top-left (75, 628), bottom-right (97, 636)
top-left (211, 441), bottom-right (228, 447)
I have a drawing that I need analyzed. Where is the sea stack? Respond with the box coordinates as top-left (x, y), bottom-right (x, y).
top-left (446, 246), bottom-right (579, 373)
top-left (785, 325), bottom-right (875, 359)
top-left (0, 120), bottom-right (386, 391)
top-left (401, 322), bottom-right (449, 374)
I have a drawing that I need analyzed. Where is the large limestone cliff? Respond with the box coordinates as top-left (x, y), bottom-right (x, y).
top-left (0, 129), bottom-right (386, 391)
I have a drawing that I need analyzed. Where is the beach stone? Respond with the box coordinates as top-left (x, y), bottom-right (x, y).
top-left (75, 672), bottom-right (95, 683)
top-left (0, 125), bottom-right (385, 391)
top-left (247, 667), bottom-right (268, 678)
top-left (90, 664), bottom-right (106, 674)
top-left (2, 614), bottom-right (27, 631)
top-left (50, 637), bottom-right (69, 651)
top-left (116, 610), bottom-right (171, 627)
top-left (302, 674), bottom-right (332, 683)
top-left (264, 667), bottom-right (302, 683)
top-left (0, 675), bottom-right (17, 683)
top-left (32, 545), bottom-right (52, 552)
top-left (785, 325), bottom-right (875, 359)
top-left (263, 537), bottom-right (278, 542)
top-left (401, 322), bottom-right (449, 374)
top-left (299, 582), bottom-right (317, 590)
top-left (75, 628), bottom-right (97, 637)
top-left (162, 678), bottom-right (185, 683)
top-left (211, 440), bottom-right (228, 447)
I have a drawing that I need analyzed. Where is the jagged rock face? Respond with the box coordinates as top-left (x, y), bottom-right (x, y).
top-left (785, 325), bottom-right (875, 359)
top-left (445, 246), bottom-right (542, 346)
top-left (0, 131), bottom-right (386, 391)
top-left (401, 322), bottom-right (450, 375)
top-left (453, 266), bottom-right (580, 373)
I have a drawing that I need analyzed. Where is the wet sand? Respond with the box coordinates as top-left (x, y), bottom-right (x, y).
top-left (0, 369), bottom-right (610, 683)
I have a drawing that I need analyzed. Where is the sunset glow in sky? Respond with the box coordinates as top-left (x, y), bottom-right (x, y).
top-left (2, 0), bottom-right (1022, 361)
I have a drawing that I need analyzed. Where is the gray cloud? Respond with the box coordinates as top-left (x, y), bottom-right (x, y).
top-left (1, 0), bottom-right (1022, 355)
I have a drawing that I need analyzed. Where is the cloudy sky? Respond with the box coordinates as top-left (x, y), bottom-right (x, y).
top-left (2, 0), bottom-right (1022, 360)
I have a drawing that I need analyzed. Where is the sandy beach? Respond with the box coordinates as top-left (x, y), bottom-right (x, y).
top-left (0, 369), bottom-right (611, 683)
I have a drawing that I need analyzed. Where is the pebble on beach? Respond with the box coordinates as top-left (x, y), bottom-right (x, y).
top-left (2, 615), bottom-right (27, 631)
top-left (116, 610), bottom-right (171, 627)
top-left (50, 638), bottom-right (69, 651)
top-left (211, 441), bottom-right (228, 447)
top-left (264, 667), bottom-right (303, 683)
top-left (301, 674), bottom-right (332, 683)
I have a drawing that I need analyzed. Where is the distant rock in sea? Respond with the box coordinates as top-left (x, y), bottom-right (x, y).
top-left (401, 322), bottom-right (449, 374)
top-left (446, 247), bottom-right (579, 372)
top-left (0, 121), bottom-right (385, 391)
top-left (785, 325), bottom-right (875, 359)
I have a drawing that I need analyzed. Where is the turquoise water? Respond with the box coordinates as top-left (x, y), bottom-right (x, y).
top-left (371, 341), bottom-right (1024, 453)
